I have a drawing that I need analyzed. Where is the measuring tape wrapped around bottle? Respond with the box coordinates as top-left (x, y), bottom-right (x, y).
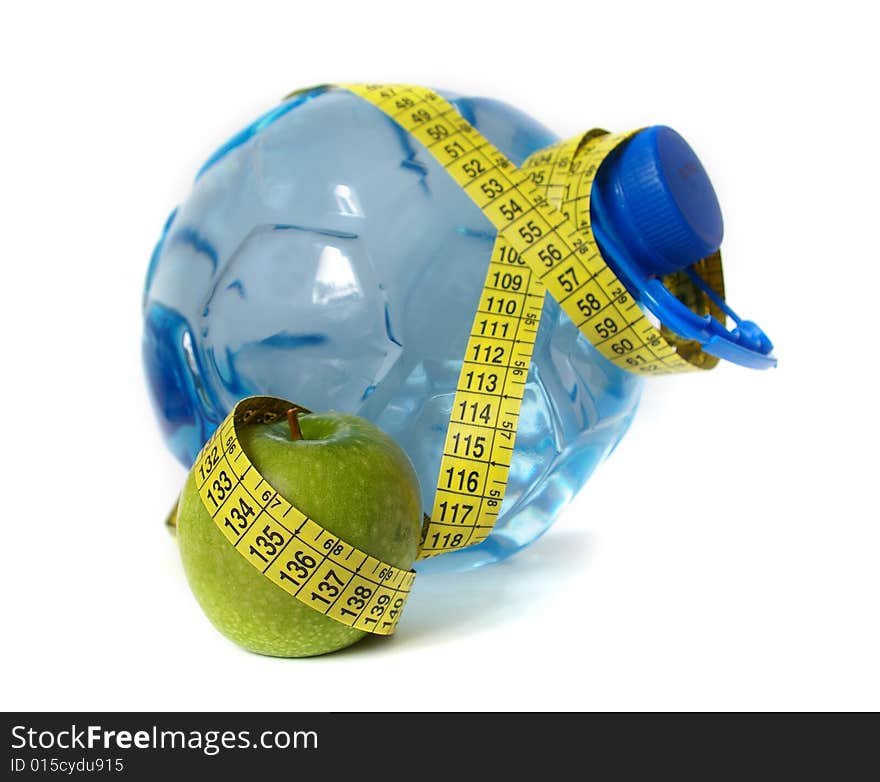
top-left (185, 83), bottom-right (775, 634)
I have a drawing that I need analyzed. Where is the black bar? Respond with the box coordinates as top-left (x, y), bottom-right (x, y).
top-left (3, 712), bottom-right (877, 778)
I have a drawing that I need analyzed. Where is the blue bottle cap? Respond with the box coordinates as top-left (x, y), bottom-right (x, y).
top-left (590, 127), bottom-right (776, 369)
top-left (599, 126), bottom-right (724, 277)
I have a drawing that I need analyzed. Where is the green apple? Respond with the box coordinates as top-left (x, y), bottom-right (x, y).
top-left (176, 408), bottom-right (422, 657)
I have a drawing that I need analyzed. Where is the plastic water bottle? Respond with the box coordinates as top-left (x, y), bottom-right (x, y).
top-left (143, 85), bottom-right (758, 572)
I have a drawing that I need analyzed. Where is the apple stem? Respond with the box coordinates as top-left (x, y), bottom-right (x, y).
top-left (286, 407), bottom-right (304, 441)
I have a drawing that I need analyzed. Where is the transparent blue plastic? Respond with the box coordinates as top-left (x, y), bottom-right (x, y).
top-left (142, 86), bottom-right (643, 572)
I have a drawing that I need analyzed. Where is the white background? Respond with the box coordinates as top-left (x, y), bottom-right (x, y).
top-left (2, 0), bottom-right (877, 711)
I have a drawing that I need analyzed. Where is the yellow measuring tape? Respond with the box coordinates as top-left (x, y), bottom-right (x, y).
top-left (342, 84), bottom-right (721, 558)
top-left (190, 83), bottom-right (727, 632)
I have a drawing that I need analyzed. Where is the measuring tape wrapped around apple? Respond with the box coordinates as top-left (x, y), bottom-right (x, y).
top-left (171, 84), bottom-right (775, 656)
